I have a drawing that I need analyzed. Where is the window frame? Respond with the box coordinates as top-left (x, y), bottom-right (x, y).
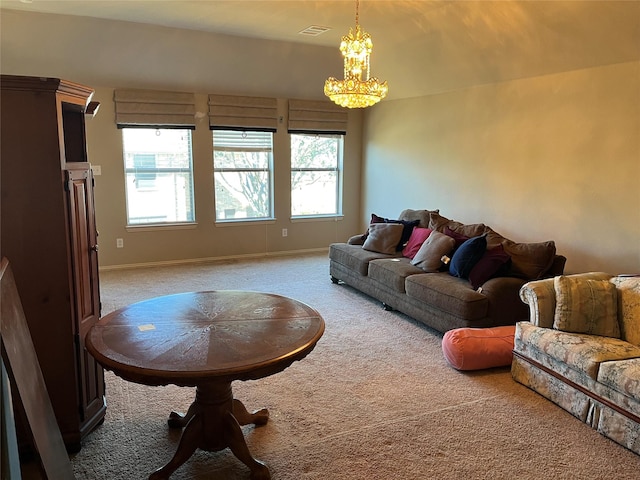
top-left (121, 127), bottom-right (196, 227)
top-left (290, 133), bottom-right (344, 219)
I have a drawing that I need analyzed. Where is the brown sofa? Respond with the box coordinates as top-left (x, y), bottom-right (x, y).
top-left (329, 209), bottom-right (566, 333)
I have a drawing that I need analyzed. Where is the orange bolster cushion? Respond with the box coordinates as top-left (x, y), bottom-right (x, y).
top-left (442, 326), bottom-right (516, 371)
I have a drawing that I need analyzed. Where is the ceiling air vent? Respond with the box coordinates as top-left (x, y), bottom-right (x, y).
top-left (299, 25), bottom-right (331, 36)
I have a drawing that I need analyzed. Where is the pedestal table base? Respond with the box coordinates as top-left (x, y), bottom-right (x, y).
top-left (149, 382), bottom-right (270, 480)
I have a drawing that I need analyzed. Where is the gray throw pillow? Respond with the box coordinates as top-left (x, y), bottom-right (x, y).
top-left (553, 275), bottom-right (620, 338)
top-left (411, 231), bottom-right (456, 272)
top-left (362, 223), bottom-right (404, 255)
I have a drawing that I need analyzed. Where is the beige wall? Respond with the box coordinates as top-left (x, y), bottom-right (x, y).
top-left (1, 10), bottom-right (364, 267)
top-left (362, 61), bottom-right (640, 274)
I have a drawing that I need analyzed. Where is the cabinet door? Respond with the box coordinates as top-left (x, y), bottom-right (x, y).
top-left (65, 165), bottom-right (105, 426)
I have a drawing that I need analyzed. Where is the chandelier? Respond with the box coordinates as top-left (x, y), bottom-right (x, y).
top-left (324, 0), bottom-right (388, 108)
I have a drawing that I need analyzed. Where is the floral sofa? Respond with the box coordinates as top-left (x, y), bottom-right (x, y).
top-left (512, 272), bottom-right (640, 454)
top-left (329, 209), bottom-right (566, 333)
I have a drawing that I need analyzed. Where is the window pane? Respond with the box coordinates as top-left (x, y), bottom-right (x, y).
top-left (213, 130), bottom-right (273, 221)
top-left (291, 135), bottom-right (338, 169)
top-left (125, 172), bottom-right (194, 224)
top-left (122, 128), bottom-right (195, 225)
top-left (291, 171), bottom-right (338, 216)
top-left (214, 150), bottom-right (270, 170)
top-left (214, 171), bottom-right (270, 219)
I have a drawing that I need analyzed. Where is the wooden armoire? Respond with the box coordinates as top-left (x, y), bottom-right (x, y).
top-left (0, 75), bottom-right (106, 452)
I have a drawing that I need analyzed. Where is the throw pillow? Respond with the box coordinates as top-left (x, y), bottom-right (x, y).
top-left (553, 275), bottom-right (620, 338)
top-left (610, 276), bottom-right (640, 346)
top-left (361, 213), bottom-right (388, 240)
top-left (442, 326), bottom-right (516, 371)
top-left (468, 244), bottom-right (511, 289)
top-left (503, 240), bottom-right (556, 280)
top-left (449, 235), bottom-right (488, 279)
top-left (362, 223), bottom-right (404, 255)
top-left (443, 227), bottom-right (469, 249)
top-left (411, 231), bottom-right (456, 272)
top-left (364, 214), bottom-right (418, 251)
top-left (402, 228), bottom-right (433, 259)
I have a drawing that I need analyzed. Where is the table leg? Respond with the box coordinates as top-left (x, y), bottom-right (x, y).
top-left (149, 382), bottom-right (270, 480)
top-left (233, 399), bottom-right (269, 426)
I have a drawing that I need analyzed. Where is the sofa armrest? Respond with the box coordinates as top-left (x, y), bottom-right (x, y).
top-left (519, 277), bottom-right (557, 328)
top-left (347, 234), bottom-right (365, 245)
top-left (519, 272), bottom-right (612, 328)
top-left (480, 276), bottom-right (529, 324)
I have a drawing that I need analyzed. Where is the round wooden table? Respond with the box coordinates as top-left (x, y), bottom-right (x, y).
top-left (85, 290), bottom-right (325, 480)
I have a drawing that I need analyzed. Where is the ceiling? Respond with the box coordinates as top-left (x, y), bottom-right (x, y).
top-left (2, 1), bottom-right (639, 99)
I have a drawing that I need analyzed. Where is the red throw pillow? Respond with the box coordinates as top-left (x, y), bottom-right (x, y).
top-left (402, 228), bottom-right (432, 259)
top-left (468, 244), bottom-right (511, 289)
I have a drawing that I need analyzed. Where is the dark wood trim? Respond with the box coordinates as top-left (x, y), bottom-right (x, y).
top-left (513, 350), bottom-right (640, 425)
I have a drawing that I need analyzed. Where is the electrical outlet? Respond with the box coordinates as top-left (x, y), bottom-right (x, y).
top-left (282, 228), bottom-right (288, 237)
top-left (92, 165), bottom-right (102, 176)
top-left (116, 238), bottom-right (124, 248)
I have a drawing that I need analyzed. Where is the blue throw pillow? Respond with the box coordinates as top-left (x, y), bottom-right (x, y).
top-left (449, 234), bottom-right (488, 279)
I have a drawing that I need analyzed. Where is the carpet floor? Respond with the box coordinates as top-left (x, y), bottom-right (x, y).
top-left (61, 253), bottom-right (640, 479)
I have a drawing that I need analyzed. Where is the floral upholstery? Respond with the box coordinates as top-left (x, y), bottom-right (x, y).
top-left (515, 322), bottom-right (640, 380)
top-left (611, 276), bottom-right (640, 346)
top-left (513, 273), bottom-right (640, 455)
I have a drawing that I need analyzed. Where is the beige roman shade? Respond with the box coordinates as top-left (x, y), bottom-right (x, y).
top-left (114, 89), bottom-right (196, 128)
top-left (208, 94), bottom-right (278, 132)
top-left (288, 99), bottom-right (348, 135)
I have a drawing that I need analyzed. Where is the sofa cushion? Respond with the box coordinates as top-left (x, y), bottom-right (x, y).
top-left (444, 224), bottom-right (488, 243)
top-left (610, 275), bottom-right (640, 346)
top-left (468, 244), bottom-right (511, 289)
top-left (329, 243), bottom-right (399, 276)
top-left (402, 227), bottom-right (432, 259)
top-left (514, 321), bottom-right (640, 380)
top-left (554, 275), bottom-right (620, 338)
top-left (427, 212), bottom-right (454, 231)
top-left (368, 258), bottom-right (423, 293)
top-left (503, 240), bottom-right (556, 280)
top-left (449, 234), bottom-right (487, 279)
top-left (363, 223), bottom-right (404, 254)
top-left (411, 231), bottom-right (456, 272)
top-left (598, 357), bottom-right (640, 400)
top-left (398, 208), bottom-right (440, 229)
top-left (405, 273), bottom-right (488, 320)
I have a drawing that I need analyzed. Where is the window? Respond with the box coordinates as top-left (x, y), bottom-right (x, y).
top-left (213, 130), bottom-right (274, 221)
top-left (290, 134), bottom-right (343, 217)
top-left (122, 128), bottom-right (195, 225)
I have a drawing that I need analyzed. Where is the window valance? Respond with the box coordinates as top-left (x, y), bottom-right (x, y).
top-left (113, 89), bottom-right (196, 128)
top-left (208, 94), bottom-right (278, 132)
top-left (288, 99), bottom-right (347, 135)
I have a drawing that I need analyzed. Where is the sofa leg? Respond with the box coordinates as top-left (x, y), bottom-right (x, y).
top-left (330, 276), bottom-right (340, 284)
top-left (382, 303), bottom-right (394, 311)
